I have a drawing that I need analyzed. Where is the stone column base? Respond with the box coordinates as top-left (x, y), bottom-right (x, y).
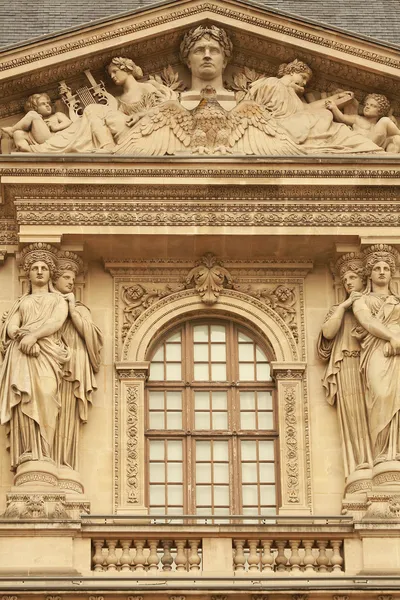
top-left (4, 460), bottom-right (90, 518)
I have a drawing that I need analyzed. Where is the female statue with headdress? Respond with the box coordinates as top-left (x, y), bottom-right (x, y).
top-left (52, 251), bottom-right (103, 472)
top-left (0, 243), bottom-right (69, 470)
top-left (352, 244), bottom-right (400, 466)
top-left (318, 253), bottom-right (372, 486)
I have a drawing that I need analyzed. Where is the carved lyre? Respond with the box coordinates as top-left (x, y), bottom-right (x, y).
top-left (59, 70), bottom-right (110, 120)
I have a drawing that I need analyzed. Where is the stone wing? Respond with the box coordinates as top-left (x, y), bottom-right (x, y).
top-left (228, 100), bottom-right (305, 156)
top-left (113, 101), bottom-right (192, 156)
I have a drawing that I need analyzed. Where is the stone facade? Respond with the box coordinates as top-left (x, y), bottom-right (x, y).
top-left (0, 0), bottom-right (399, 598)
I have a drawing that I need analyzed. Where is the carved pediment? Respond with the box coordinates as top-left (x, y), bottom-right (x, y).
top-left (0, 0), bottom-right (399, 157)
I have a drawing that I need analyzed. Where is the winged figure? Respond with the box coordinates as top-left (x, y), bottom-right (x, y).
top-left (113, 86), bottom-right (305, 156)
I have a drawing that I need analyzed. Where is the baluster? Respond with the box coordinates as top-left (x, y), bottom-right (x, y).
top-left (92, 540), bottom-right (105, 572)
top-left (175, 540), bottom-right (188, 571)
top-left (248, 540), bottom-right (260, 572)
top-left (289, 539), bottom-right (301, 572)
top-left (233, 539), bottom-right (246, 571)
top-left (188, 539), bottom-right (201, 571)
top-left (120, 540), bottom-right (132, 571)
top-left (147, 540), bottom-right (160, 572)
top-left (261, 540), bottom-right (274, 572)
top-left (161, 540), bottom-right (174, 571)
top-left (133, 539), bottom-right (146, 571)
top-left (106, 539), bottom-right (118, 571)
top-left (330, 540), bottom-right (344, 572)
top-left (303, 540), bottom-right (316, 572)
top-left (316, 540), bottom-right (329, 572)
top-left (275, 540), bottom-right (287, 572)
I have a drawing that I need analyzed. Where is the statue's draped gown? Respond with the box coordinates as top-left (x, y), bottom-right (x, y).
top-left (54, 302), bottom-right (103, 470)
top-left (318, 308), bottom-right (372, 476)
top-left (0, 293), bottom-right (69, 469)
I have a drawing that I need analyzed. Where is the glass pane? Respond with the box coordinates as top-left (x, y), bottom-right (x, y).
top-left (258, 441), bottom-right (275, 460)
top-left (193, 325), bottom-right (209, 342)
top-left (212, 412), bottom-right (228, 430)
top-left (194, 344), bottom-right (209, 361)
top-left (256, 346), bottom-right (267, 361)
top-left (210, 324), bottom-right (226, 341)
top-left (150, 463), bottom-right (165, 482)
top-left (238, 332), bottom-right (252, 343)
top-left (196, 486), bottom-right (212, 505)
top-left (167, 331), bottom-right (181, 343)
top-left (213, 485), bottom-right (229, 505)
top-left (195, 391), bottom-right (210, 410)
top-left (149, 391), bottom-right (164, 410)
top-left (211, 344), bottom-right (226, 361)
top-left (168, 462), bottom-right (183, 481)
top-left (240, 391), bottom-right (255, 410)
top-left (214, 463), bottom-right (229, 483)
top-left (167, 412), bottom-right (182, 429)
top-left (260, 485), bottom-right (276, 505)
top-left (212, 391), bottom-right (227, 410)
top-left (168, 484), bottom-right (183, 504)
top-left (258, 391), bottom-right (273, 410)
top-left (196, 463), bottom-right (211, 483)
top-left (149, 412), bottom-right (165, 429)
top-left (213, 441), bottom-right (229, 461)
top-left (194, 363), bottom-right (209, 381)
top-left (211, 363), bottom-right (226, 381)
top-left (242, 462), bottom-right (258, 483)
top-left (166, 363), bottom-right (181, 380)
top-left (150, 485), bottom-right (165, 504)
top-left (196, 441), bottom-right (211, 461)
top-left (239, 363), bottom-right (255, 381)
top-left (240, 412), bottom-right (256, 429)
top-left (260, 463), bottom-right (275, 483)
top-left (258, 412), bottom-right (273, 430)
top-left (167, 440), bottom-right (183, 459)
top-left (152, 346), bottom-right (164, 361)
top-left (149, 362), bottom-right (164, 381)
top-left (242, 485), bottom-right (258, 505)
top-left (165, 343), bottom-right (181, 361)
top-left (241, 440), bottom-right (257, 460)
top-left (256, 362), bottom-right (271, 381)
top-left (239, 344), bottom-right (254, 361)
top-left (150, 440), bottom-right (165, 460)
top-left (166, 391), bottom-right (182, 410)
top-left (195, 412), bottom-right (210, 429)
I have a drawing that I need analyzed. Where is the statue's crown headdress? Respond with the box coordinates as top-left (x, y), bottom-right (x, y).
top-left (335, 252), bottom-right (365, 281)
top-left (19, 242), bottom-right (58, 273)
top-left (362, 243), bottom-right (399, 275)
top-left (56, 250), bottom-right (83, 275)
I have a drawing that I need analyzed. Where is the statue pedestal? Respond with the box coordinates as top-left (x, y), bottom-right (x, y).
top-left (3, 460), bottom-right (90, 519)
top-left (372, 460), bottom-right (400, 490)
top-left (341, 468), bottom-right (372, 518)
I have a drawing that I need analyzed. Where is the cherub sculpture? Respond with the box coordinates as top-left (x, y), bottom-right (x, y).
top-left (1, 93), bottom-right (72, 152)
top-left (326, 93), bottom-right (400, 153)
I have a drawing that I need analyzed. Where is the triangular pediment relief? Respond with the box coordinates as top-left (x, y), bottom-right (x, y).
top-left (0, 0), bottom-right (399, 157)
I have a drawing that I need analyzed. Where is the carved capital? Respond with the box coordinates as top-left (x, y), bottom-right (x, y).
top-left (116, 362), bottom-right (150, 380)
top-left (271, 362), bottom-right (307, 380)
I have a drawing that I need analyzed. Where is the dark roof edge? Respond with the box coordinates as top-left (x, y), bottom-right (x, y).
top-left (0, 0), bottom-right (399, 55)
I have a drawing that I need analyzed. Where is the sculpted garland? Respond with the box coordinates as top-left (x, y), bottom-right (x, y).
top-left (0, 244), bottom-right (103, 478)
top-left (2, 25), bottom-right (399, 156)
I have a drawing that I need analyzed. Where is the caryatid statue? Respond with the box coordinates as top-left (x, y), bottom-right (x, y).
top-left (352, 244), bottom-right (400, 473)
top-left (52, 251), bottom-right (103, 474)
top-left (0, 243), bottom-right (69, 471)
top-left (318, 253), bottom-right (372, 492)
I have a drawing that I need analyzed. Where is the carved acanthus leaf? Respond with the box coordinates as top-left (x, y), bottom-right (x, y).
top-left (185, 253), bottom-right (233, 305)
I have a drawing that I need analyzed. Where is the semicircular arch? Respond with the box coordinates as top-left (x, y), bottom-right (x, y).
top-left (122, 289), bottom-right (298, 364)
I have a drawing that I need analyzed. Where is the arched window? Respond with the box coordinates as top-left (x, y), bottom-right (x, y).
top-left (146, 320), bottom-right (278, 518)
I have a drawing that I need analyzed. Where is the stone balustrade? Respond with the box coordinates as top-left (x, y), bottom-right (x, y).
top-left (92, 538), bottom-right (202, 572)
top-left (233, 538), bottom-right (344, 573)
